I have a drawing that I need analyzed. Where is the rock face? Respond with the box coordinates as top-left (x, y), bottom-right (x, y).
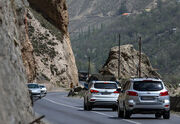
top-left (28, 0), bottom-right (68, 33)
top-left (0, 0), bottom-right (33, 123)
top-left (27, 8), bottom-right (78, 87)
top-left (24, 0), bottom-right (78, 87)
top-left (100, 44), bottom-right (160, 79)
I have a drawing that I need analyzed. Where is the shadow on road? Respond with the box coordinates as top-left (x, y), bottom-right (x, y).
top-left (91, 109), bottom-right (114, 112)
top-left (108, 116), bottom-right (163, 120)
top-left (130, 117), bottom-right (162, 120)
top-left (77, 109), bottom-right (114, 112)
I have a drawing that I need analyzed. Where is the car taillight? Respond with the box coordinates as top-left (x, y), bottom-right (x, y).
top-left (113, 91), bottom-right (119, 93)
top-left (90, 90), bottom-right (99, 93)
top-left (127, 91), bottom-right (138, 96)
top-left (164, 105), bottom-right (169, 108)
top-left (160, 91), bottom-right (169, 96)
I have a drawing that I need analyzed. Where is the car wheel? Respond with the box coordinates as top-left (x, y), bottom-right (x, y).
top-left (86, 100), bottom-right (92, 111)
top-left (84, 100), bottom-right (87, 110)
top-left (155, 113), bottom-right (161, 119)
top-left (123, 106), bottom-right (131, 119)
top-left (118, 105), bottom-right (124, 118)
top-left (163, 111), bottom-right (170, 119)
top-left (112, 107), bottom-right (117, 111)
top-left (87, 104), bottom-right (92, 111)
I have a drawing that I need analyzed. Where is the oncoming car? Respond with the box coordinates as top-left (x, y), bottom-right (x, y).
top-left (39, 84), bottom-right (47, 94)
top-left (84, 81), bottom-right (119, 111)
top-left (117, 78), bottom-right (170, 119)
top-left (27, 83), bottom-right (42, 98)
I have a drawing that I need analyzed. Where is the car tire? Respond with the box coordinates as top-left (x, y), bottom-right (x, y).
top-left (84, 100), bottom-right (87, 110)
top-left (86, 101), bottom-right (92, 111)
top-left (112, 107), bottom-right (117, 111)
top-left (163, 111), bottom-right (170, 119)
top-left (118, 105), bottom-right (124, 118)
top-left (87, 105), bottom-right (92, 111)
top-left (123, 106), bottom-right (131, 119)
top-left (155, 113), bottom-right (161, 119)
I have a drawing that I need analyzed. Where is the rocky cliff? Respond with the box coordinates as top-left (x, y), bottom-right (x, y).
top-left (25, 0), bottom-right (78, 87)
top-left (0, 0), bottom-right (33, 123)
top-left (100, 44), bottom-right (160, 79)
top-left (0, 0), bottom-right (78, 123)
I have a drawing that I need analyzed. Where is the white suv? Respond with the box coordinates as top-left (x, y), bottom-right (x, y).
top-left (84, 81), bottom-right (119, 111)
top-left (117, 78), bottom-right (170, 119)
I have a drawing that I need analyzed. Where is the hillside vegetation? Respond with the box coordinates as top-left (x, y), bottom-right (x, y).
top-left (70, 0), bottom-right (180, 84)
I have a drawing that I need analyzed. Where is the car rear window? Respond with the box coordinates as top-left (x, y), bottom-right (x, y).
top-left (133, 81), bottom-right (163, 91)
top-left (94, 83), bottom-right (117, 89)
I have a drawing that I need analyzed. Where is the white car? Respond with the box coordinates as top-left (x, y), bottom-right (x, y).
top-left (39, 84), bottom-right (47, 94)
top-left (27, 83), bottom-right (42, 98)
top-left (117, 78), bottom-right (170, 119)
top-left (84, 81), bottom-right (119, 111)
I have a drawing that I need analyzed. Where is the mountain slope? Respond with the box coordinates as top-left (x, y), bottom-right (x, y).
top-left (67, 0), bottom-right (156, 36)
top-left (68, 0), bottom-right (180, 83)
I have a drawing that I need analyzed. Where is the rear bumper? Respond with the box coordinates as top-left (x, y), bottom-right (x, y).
top-left (90, 101), bottom-right (118, 108)
top-left (132, 108), bottom-right (169, 114)
top-left (125, 100), bottom-right (170, 113)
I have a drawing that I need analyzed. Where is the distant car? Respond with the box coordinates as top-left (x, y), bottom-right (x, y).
top-left (84, 81), bottom-right (119, 111)
top-left (27, 83), bottom-right (42, 98)
top-left (117, 78), bottom-right (170, 119)
top-left (39, 84), bottom-right (47, 94)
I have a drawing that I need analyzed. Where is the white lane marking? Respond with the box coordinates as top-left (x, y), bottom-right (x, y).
top-left (122, 119), bottom-right (141, 124)
top-left (44, 98), bottom-right (82, 110)
top-left (44, 98), bottom-right (141, 124)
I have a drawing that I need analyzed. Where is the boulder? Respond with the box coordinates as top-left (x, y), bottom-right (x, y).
top-left (100, 44), bottom-right (160, 79)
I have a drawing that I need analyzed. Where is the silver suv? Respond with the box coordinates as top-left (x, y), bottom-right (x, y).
top-left (84, 81), bottom-right (119, 111)
top-left (117, 78), bottom-right (170, 119)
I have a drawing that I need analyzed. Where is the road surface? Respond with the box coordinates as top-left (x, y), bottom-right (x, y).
top-left (33, 92), bottom-right (180, 124)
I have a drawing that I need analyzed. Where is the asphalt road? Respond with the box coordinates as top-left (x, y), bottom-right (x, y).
top-left (33, 92), bottom-right (180, 124)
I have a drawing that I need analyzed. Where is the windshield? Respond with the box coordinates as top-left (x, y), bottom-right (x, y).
top-left (28, 84), bottom-right (39, 88)
top-left (94, 83), bottom-right (117, 89)
top-left (133, 81), bottom-right (163, 91)
top-left (39, 85), bottom-right (45, 88)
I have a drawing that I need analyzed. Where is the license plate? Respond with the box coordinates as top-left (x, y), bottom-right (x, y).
top-left (101, 92), bottom-right (111, 95)
top-left (141, 96), bottom-right (155, 100)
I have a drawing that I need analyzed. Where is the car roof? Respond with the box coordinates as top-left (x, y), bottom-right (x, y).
top-left (130, 78), bottom-right (162, 82)
top-left (92, 81), bottom-right (117, 84)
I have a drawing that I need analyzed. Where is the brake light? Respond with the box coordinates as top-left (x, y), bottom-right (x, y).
top-left (160, 91), bottom-right (169, 96)
top-left (90, 99), bottom-right (96, 101)
top-left (164, 105), bottom-right (169, 108)
top-left (90, 90), bottom-right (99, 93)
top-left (113, 91), bottom-right (119, 93)
top-left (127, 91), bottom-right (138, 96)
